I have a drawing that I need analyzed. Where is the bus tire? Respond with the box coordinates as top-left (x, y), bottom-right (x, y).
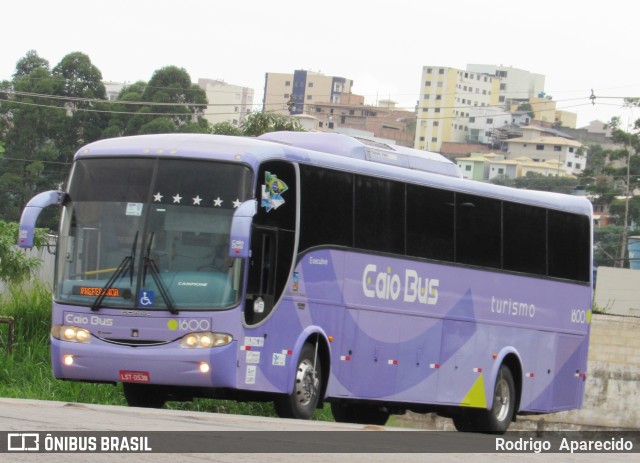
top-left (274, 343), bottom-right (322, 419)
top-left (331, 402), bottom-right (390, 426)
top-left (452, 364), bottom-right (515, 433)
top-left (452, 408), bottom-right (479, 433)
top-left (122, 383), bottom-right (166, 408)
top-left (478, 364), bottom-right (516, 433)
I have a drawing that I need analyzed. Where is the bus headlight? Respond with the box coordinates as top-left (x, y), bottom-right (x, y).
top-left (51, 325), bottom-right (91, 343)
top-left (179, 332), bottom-right (232, 348)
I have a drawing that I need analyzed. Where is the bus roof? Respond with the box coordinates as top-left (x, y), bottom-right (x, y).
top-left (73, 133), bottom-right (592, 216)
top-left (258, 131), bottom-right (462, 178)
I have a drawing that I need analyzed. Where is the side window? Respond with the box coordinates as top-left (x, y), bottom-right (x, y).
top-left (503, 202), bottom-right (546, 276)
top-left (354, 175), bottom-right (405, 254)
top-left (548, 210), bottom-right (590, 282)
top-left (456, 193), bottom-right (501, 268)
top-left (246, 161), bottom-right (297, 324)
top-left (406, 184), bottom-right (454, 262)
top-left (299, 165), bottom-right (353, 251)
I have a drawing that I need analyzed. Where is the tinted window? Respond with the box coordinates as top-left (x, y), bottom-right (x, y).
top-left (354, 175), bottom-right (405, 254)
top-left (503, 202), bottom-right (547, 275)
top-left (548, 210), bottom-right (590, 282)
top-left (456, 193), bottom-right (501, 268)
top-left (406, 184), bottom-right (454, 261)
top-left (299, 165), bottom-right (353, 250)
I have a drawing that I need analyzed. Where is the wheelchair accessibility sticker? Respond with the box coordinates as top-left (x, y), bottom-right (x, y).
top-left (138, 290), bottom-right (154, 307)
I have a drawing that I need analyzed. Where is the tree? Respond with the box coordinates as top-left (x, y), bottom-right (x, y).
top-left (607, 116), bottom-right (640, 267)
top-left (594, 225), bottom-right (624, 268)
top-left (516, 103), bottom-right (535, 120)
top-left (0, 52), bottom-right (64, 223)
top-left (0, 51), bottom-right (110, 225)
top-left (211, 121), bottom-right (241, 136)
top-left (107, 68), bottom-right (209, 136)
top-left (142, 66), bottom-right (207, 128)
top-left (240, 112), bottom-right (304, 136)
top-left (490, 171), bottom-right (578, 194)
top-left (0, 221), bottom-right (44, 285)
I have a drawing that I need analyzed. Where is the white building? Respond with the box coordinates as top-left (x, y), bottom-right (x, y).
top-left (197, 78), bottom-right (254, 128)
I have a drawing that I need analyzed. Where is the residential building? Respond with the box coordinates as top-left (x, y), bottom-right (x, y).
top-left (305, 96), bottom-right (416, 147)
top-left (414, 66), bottom-right (501, 152)
top-left (197, 78), bottom-right (254, 128)
top-left (104, 81), bottom-right (125, 101)
top-left (456, 153), bottom-right (505, 180)
top-left (502, 126), bottom-right (587, 176)
top-left (414, 64), bottom-right (577, 153)
top-left (456, 153), bottom-right (573, 181)
top-left (263, 70), bottom-right (353, 116)
top-left (466, 64), bottom-right (545, 102)
top-left (467, 107), bottom-right (531, 146)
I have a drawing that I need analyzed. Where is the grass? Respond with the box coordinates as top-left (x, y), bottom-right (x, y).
top-left (0, 283), bottom-right (334, 421)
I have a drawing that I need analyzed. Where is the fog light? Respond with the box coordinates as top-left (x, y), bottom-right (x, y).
top-left (199, 362), bottom-right (210, 373)
top-left (63, 355), bottom-right (74, 366)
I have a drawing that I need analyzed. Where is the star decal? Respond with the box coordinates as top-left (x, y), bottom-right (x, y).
top-left (213, 197), bottom-right (223, 207)
top-left (233, 199), bottom-right (242, 208)
top-left (192, 195), bottom-right (202, 206)
top-left (153, 192), bottom-right (163, 202)
top-left (172, 194), bottom-right (183, 204)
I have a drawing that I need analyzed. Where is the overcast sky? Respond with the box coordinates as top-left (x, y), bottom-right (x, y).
top-left (2, 0), bottom-right (638, 128)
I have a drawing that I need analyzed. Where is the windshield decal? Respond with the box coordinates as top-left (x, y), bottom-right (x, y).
top-left (261, 171), bottom-right (288, 212)
top-left (153, 191), bottom-right (241, 209)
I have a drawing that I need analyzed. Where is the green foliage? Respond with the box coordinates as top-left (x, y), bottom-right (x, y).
top-left (0, 221), bottom-right (44, 285)
top-left (211, 121), bottom-right (242, 136)
top-left (594, 225), bottom-right (624, 267)
top-left (516, 103), bottom-right (535, 120)
top-left (0, 50), bottom-right (107, 224)
top-left (491, 172), bottom-right (578, 194)
top-left (609, 197), bottom-right (640, 227)
top-left (241, 112), bottom-right (304, 137)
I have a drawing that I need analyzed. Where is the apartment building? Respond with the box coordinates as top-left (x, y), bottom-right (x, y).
top-left (263, 70), bottom-right (353, 115)
top-left (466, 64), bottom-right (545, 102)
top-left (414, 66), bottom-right (501, 152)
top-left (414, 64), bottom-right (576, 153)
top-left (197, 78), bottom-right (254, 128)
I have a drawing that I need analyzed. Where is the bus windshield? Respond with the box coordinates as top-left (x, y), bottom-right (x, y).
top-left (55, 157), bottom-right (253, 311)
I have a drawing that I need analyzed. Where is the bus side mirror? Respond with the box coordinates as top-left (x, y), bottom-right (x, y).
top-left (18, 190), bottom-right (66, 248)
top-left (229, 199), bottom-right (257, 259)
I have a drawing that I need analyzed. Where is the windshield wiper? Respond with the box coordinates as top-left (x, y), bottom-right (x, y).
top-left (91, 231), bottom-right (138, 311)
top-left (143, 232), bottom-right (178, 314)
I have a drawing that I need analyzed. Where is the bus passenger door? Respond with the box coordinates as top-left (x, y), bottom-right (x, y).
top-left (245, 227), bottom-right (277, 325)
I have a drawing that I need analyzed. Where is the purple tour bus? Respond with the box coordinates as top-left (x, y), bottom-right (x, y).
top-left (18, 131), bottom-right (592, 433)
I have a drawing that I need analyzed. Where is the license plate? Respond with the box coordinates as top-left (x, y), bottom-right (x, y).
top-left (119, 370), bottom-right (150, 383)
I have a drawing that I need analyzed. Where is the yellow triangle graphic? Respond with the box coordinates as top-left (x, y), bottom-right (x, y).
top-left (461, 374), bottom-right (487, 408)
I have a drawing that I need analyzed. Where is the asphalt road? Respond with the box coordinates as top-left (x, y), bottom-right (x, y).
top-left (0, 398), bottom-right (635, 462)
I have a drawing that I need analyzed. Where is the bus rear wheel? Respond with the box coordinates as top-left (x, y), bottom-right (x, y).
top-left (274, 343), bottom-right (322, 419)
top-left (452, 364), bottom-right (515, 434)
top-left (122, 383), bottom-right (167, 408)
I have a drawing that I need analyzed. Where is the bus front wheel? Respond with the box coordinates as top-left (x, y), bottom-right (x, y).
top-left (274, 343), bottom-right (322, 419)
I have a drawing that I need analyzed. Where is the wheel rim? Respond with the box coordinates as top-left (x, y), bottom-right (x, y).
top-left (494, 376), bottom-right (511, 422)
top-left (295, 359), bottom-right (319, 406)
